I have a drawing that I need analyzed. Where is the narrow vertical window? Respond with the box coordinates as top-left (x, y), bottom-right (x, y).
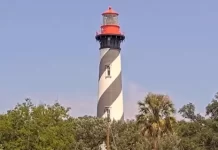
top-left (105, 65), bottom-right (111, 78)
top-left (107, 37), bottom-right (111, 46)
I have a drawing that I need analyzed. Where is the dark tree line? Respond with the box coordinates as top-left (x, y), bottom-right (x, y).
top-left (0, 92), bottom-right (218, 150)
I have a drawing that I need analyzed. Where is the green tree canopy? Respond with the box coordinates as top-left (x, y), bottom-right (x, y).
top-left (1, 92), bottom-right (218, 150)
top-left (0, 99), bottom-right (75, 150)
top-left (136, 93), bottom-right (177, 150)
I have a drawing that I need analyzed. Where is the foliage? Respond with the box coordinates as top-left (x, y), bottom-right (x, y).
top-left (136, 93), bottom-right (176, 149)
top-left (0, 99), bottom-right (75, 150)
top-left (73, 116), bottom-right (107, 150)
top-left (176, 93), bottom-right (218, 150)
top-left (0, 92), bottom-right (218, 149)
top-left (206, 92), bottom-right (218, 120)
top-left (110, 120), bottom-right (150, 150)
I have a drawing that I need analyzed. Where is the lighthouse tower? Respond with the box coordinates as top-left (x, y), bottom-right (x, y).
top-left (96, 7), bottom-right (125, 121)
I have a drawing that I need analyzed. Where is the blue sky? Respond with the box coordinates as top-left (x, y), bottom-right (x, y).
top-left (0, 1), bottom-right (218, 119)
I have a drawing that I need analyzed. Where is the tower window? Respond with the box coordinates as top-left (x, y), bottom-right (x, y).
top-left (107, 37), bottom-right (111, 45)
top-left (105, 65), bottom-right (111, 78)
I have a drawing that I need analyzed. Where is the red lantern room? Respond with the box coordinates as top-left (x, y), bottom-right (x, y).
top-left (95, 7), bottom-right (125, 49)
top-left (96, 7), bottom-right (124, 36)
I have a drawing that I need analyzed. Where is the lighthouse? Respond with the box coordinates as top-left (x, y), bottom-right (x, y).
top-left (96, 7), bottom-right (125, 121)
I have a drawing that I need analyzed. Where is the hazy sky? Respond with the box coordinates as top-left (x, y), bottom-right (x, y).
top-left (0, 1), bottom-right (218, 119)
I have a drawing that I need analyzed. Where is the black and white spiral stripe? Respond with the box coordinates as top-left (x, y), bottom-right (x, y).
top-left (97, 48), bottom-right (124, 121)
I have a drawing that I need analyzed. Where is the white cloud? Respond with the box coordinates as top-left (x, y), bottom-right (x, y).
top-left (175, 113), bottom-right (184, 121)
top-left (123, 81), bottom-right (189, 121)
top-left (20, 81), bottom-right (145, 119)
top-left (20, 93), bottom-right (97, 117)
top-left (124, 81), bottom-right (147, 119)
top-left (59, 95), bottom-right (97, 117)
top-left (3, 81), bottom-right (194, 121)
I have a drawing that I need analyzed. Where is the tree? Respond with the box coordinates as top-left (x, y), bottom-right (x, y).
top-left (73, 116), bottom-right (107, 150)
top-left (206, 92), bottom-right (218, 120)
top-left (179, 103), bottom-right (196, 121)
top-left (136, 93), bottom-right (177, 150)
top-left (177, 99), bottom-right (218, 150)
top-left (176, 120), bottom-right (204, 150)
top-left (2, 92), bottom-right (218, 149)
top-left (0, 99), bottom-right (75, 150)
top-left (179, 103), bottom-right (204, 122)
top-left (110, 120), bottom-right (151, 150)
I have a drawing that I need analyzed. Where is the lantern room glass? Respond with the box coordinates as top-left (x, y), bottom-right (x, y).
top-left (103, 14), bottom-right (118, 25)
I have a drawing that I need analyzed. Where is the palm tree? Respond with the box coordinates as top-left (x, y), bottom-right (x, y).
top-left (136, 93), bottom-right (176, 150)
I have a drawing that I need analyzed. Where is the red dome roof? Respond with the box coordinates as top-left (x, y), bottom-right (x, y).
top-left (102, 6), bottom-right (119, 15)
